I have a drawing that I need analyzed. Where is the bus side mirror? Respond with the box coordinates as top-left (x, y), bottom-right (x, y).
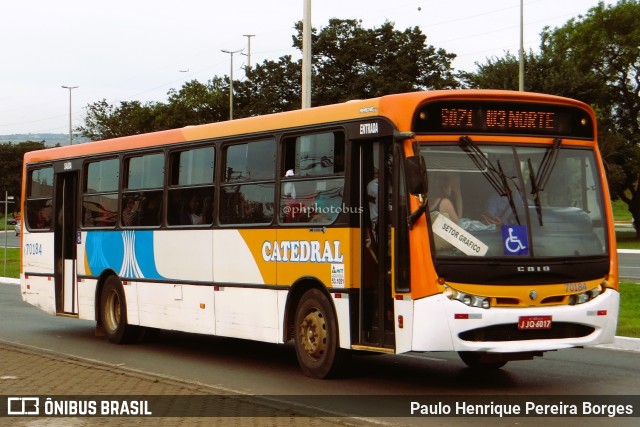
top-left (405, 155), bottom-right (428, 195)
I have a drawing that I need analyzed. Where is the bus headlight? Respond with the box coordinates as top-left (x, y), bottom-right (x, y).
top-left (568, 285), bottom-right (603, 306)
top-left (444, 286), bottom-right (491, 309)
top-left (576, 293), bottom-right (591, 304)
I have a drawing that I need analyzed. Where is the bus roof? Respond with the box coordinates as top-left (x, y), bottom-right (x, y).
top-left (23, 90), bottom-right (594, 164)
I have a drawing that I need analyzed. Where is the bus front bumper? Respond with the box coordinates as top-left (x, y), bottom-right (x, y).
top-left (410, 289), bottom-right (620, 353)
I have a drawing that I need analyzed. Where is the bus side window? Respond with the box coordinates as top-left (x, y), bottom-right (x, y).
top-left (122, 153), bottom-right (164, 227)
top-left (167, 146), bottom-right (215, 226)
top-left (82, 159), bottom-right (119, 228)
top-left (279, 131), bottom-right (345, 224)
top-left (219, 139), bottom-right (275, 225)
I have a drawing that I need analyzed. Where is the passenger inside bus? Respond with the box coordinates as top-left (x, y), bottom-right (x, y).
top-left (283, 169), bottom-right (296, 198)
top-left (179, 194), bottom-right (204, 225)
top-left (429, 172), bottom-right (462, 223)
top-left (35, 201), bottom-right (52, 229)
top-left (122, 195), bottom-right (141, 226)
top-left (481, 159), bottom-right (523, 225)
top-left (138, 193), bottom-right (161, 226)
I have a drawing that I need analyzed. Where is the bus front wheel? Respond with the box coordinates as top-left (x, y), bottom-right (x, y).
top-left (294, 288), bottom-right (349, 379)
top-left (99, 276), bottom-right (140, 344)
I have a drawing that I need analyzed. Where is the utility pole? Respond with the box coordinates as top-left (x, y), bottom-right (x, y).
top-left (61, 85), bottom-right (78, 144)
top-left (518, 0), bottom-right (524, 91)
top-left (3, 192), bottom-right (13, 276)
top-left (301, 0), bottom-right (312, 108)
top-left (243, 34), bottom-right (255, 73)
top-left (221, 49), bottom-right (242, 120)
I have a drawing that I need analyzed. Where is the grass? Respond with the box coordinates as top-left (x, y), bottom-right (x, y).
top-left (616, 231), bottom-right (640, 250)
top-left (611, 199), bottom-right (638, 250)
top-left (0, 247), bottom-right (20, 279)
top-left (618, 282), bottom-right (640, 338)
top-left (611, 199), bottom-right (633, 222)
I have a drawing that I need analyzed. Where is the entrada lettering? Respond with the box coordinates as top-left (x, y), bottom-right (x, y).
top-left (262, 240), bottom-right (344, 263)
top-left (359, 122), bottom-right (379, 135)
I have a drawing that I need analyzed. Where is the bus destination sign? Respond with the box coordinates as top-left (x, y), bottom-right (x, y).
top-left (413, 100), bottom-right (594, 139)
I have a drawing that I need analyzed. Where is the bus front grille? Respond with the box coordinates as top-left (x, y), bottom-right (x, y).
top-left (458, 323), bottom-right (595, 342)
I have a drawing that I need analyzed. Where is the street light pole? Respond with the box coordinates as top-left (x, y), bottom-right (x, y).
top-left (61, 85), bottom-right (78, 145)
top-left (301, 0), bottom-right (312, 108)
top-left (518, 0), bottom-right (524, 91)
top-left (221, 49), bottom-right (242, 120)
top-left (3, 192), bottom-right (13, 276)
top-left (243, 34), bottom-right (255, 73)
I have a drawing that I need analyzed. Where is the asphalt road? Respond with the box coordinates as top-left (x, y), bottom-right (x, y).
top-left (619, 250), bottom-right (640, 283)
top-left (1, 283), bottom-right (639, 426)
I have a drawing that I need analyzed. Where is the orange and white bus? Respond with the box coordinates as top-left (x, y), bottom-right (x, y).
top-left (19, 90), bottom-right (619, 378)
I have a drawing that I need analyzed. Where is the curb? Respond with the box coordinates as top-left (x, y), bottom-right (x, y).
top-left (0, 277), bottom-right (19, 286)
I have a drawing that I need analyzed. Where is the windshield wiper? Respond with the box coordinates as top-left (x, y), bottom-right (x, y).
top-left (498, 160), bottom-right (521, 225)
top-left (528, 138), bottom-right (562, 226)
top-left (459, 136), bottom-right (504, 195)
top-left (459, 136), bottom-right (521, 225)
top-left (528, 158), bottom-right (543, 226)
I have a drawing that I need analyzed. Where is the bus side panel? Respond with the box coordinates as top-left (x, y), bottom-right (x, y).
top-left (214, 287), bottom-right (280, 343)
top-left (412, 294), bottom-right (456, 351)
top-left (154, 230), bottom-right (215, 281)
top-left (394, 299), bottom-right (414, 354)
top-left (212, 229), bottom-right (279, 342)
top-left (272, 228), bottom-right (351, 288)
top-left (21, 274), bottom-right (56, 315)
top-left (136, 281), bottom-right (215, 335)
top-left (332, 293), bottom-right (351, 348)
top-left (214, 229), bottom-right (275, 285)
top-left (77, 278), bottom-right (98, 321)
top-left (21, 231), bottom-right (56, 314)
top-left (22, 231), bottom-right (54, 274)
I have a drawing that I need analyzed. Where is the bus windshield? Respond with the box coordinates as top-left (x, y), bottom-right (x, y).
top-left (421, 143), bottom-right (607, 258)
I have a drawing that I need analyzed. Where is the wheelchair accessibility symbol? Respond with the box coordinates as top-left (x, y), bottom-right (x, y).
top-left (502, 225), bottom-right (529, 255)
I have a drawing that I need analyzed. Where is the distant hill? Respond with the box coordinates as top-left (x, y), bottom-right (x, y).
top-left (0, 133), bottom-right (89, 147)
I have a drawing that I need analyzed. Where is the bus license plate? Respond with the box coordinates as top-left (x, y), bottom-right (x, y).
top-left (518, 315), bottom-right (552, 330)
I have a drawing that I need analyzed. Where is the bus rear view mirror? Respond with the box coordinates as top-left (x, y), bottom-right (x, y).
top-left (405, 155), bottom-right (428, 195)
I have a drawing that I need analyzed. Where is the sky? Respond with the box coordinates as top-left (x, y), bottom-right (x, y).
top-left (0, 0), bottom-right (615, 136)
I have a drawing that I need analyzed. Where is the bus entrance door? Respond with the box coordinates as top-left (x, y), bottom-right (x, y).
top-left (54, 171), bottom-right (79, 316)
top-left (359, 141), bottom-right (395, 349)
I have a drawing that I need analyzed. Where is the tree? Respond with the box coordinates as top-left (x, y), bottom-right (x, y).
top-left (546, 0), bottom-right (640, 236)
top-left (163, 77), bottom-right (230, 127)
top-left (292, 19), bottom-right (459, 106)
top-left (465, 0), bottom-right (640, 236)
top-left (78, 99), bottom-right (165, 141)
top-left (79, 18), bottom-right (459, 139)
top-left (235, 55), bottom-right (302, 116)
top-left (0, 141), bottom-right (46, 211)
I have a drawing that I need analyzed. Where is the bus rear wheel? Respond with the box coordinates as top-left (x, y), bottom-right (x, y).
top-left (294, 288), bottom-right (349, 379)
top-left (100, 276), bottom-right (140, 344)
top-left (458, 351), bottom-right (508, 370)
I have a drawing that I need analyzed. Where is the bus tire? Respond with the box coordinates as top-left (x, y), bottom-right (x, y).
top-left (100, 275), bottom-right (140, 344)
top-left (294, 288), bottom-right (350, 379)
top-left (458, 351), bottom-right (507, 370)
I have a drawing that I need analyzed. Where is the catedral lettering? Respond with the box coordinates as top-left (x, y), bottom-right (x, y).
top-left (261, 240), bottom-right (344, 263)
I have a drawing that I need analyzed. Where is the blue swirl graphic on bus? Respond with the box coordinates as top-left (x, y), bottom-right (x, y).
top-left (85, 230), bottom-right (163, 279)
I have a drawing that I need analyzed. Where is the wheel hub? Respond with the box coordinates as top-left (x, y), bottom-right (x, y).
top-left (299, 309), bottom-right (327, 360)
